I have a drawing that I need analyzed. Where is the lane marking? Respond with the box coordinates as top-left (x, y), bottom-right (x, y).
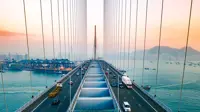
top-left (26, 64), bottom-right (88, 112)
top-left (108, 65), bottom-right (158, 112)
top-left (132, 97), bottom-right (135, 99)
top-left (32, 97), bottom-right (48, 112)
top-left (138, 103), bottom-right (142, 108)
top-left (32, 70), bottom-right (82, 111)
top-left (131, 88), bottom-right (158, 112)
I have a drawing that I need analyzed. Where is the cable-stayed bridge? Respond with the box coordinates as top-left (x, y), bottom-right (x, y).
top-left (0, 0), bottom-right (197, 112)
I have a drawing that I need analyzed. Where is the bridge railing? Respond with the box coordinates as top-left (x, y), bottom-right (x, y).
top-left (16, 82), bottom-right (55, 112)
top-left (99, 62), bottom-right (121, 112)
top-left (67, 61), bottom-right (90, 112)
top-left (102, 60), bottom-right (172, 112)
top-left (132, 81), bottom-right (172, 112)
top-left (16, 61), bottom-right (88, 112)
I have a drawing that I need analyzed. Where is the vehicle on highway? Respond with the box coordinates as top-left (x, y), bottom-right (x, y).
top-left (76, 72), bottom-right (80, 76)
top-left (51, 99), bottom-right (60, 105)
top-left (119, 69), bottom-right (126, 74)
top-left (107, 68), bottom-right (112, 73)
top-left (122, 76), bottom-right (132, 89)
top-left (112, 75), bottom-right (116, 79)
top-left (48, 87), bottom-right (61, 98)
top-left (90, 65), bottom-right (95, 68)
top-left (69, 81), bottom-right (73, 85)
top-left (119, 82), bottom-right (124, 88)
top-left (107, 68), bottom-right (109, 71)
top-left (152, 68), bottom-right (156, 71)
top-left (122, 101), bottom-right (131, 112)
top-left (111, 82), bottom-right (117, 87)
top-left (48, 82), bottom-right (62, 98)
top-left (56, 82), bottom-right (63, 89)
top-left (123, 72), bottom-right (128, 76)
top-left (105, 71), bottom-right (108, 75)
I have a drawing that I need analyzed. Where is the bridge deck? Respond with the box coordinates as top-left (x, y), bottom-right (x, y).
top-left (17, 60), bottom-right (171, 112)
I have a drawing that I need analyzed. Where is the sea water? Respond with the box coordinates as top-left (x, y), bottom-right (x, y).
top-left (0, 71), bottom-right (61, 112)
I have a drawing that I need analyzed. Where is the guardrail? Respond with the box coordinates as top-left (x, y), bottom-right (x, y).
top-left (132, 81), bottom-right (172, 112)
top-left (102, 60), bottom-right (172, 112)
top-left (67, 62), bottom-right (90, 112)
top-left (16, 61), bottom-right (88, 112)
top-left (16, 82), bottom-right (55, 112)
top-left (99, 62), bottom-right (121, 112)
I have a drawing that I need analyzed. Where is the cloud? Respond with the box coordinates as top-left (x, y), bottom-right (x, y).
top-left (0, 29), bottom-right (25, 37)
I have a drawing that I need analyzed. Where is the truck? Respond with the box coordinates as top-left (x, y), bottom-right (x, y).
top-left (48, 82), bottom-right (62, 98)
top-left (56, 82), bottom-right (63, 88)
top-left (122, 76), bottom-right (132, 89)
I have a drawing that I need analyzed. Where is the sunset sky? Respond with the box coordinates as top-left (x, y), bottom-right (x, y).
top-left (0, 0), bottom-right (200, 58)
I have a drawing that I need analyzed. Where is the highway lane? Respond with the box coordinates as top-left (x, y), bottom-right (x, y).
top-left (33, 65), bottom-right (88, 112)
top-left (105, 62), bottom-right (168, 112)
top-left (101, 62), bottom-right (159, 112)
top-left (107, 74), bottom-right (155, 112)
top-left (20, 62), bottom-right (89, 112)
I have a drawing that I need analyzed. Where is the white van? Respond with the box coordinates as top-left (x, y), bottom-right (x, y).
top-left (122, 76), bottom-right (132, 89)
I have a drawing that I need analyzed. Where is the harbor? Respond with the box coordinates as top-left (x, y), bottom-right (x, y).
top-left (0, 59), bottom-right (77, 74)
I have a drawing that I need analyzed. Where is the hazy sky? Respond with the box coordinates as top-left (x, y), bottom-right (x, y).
top-left (0, 0), bottom-right (200, 59)
top-left (104, 0), bottom-right (200, 54)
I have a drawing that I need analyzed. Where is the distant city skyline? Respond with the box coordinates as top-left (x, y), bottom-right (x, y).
top-left (0, 53), bottom-right (28, 61)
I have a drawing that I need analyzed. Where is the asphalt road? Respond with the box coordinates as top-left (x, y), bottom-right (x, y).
top-left (32, 65), bottom-right (88, 112)
top-left (102, 61), bottom-right (165, 112)
top-left (107, 73), bottom-right (155, 112)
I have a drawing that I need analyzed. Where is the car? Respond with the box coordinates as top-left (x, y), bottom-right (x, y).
top-left (107, 68), bottom-right (109, 71)
top-left (61, 74), bottom-right (65, 77)
top-left (111, 82), bottom-right (117, 87)
top-left (112, 77), bottom-right (116, 79)
top-left (69, 81), bottom-right (73, 85)
top-left (112, 75), bottom-right (116, 79)
top-left (119, 70), bottom-right (126, 74)
top-left (76, 72), bottom-right (80, 76)
top-left (105, 71), bottom-right (108, 75)
top-left (51, 99), bottom-right (60, 105)
top-left (119, 82), bottom-right (124, 88)
top-left (122, 101), bottom-right (131, 112)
